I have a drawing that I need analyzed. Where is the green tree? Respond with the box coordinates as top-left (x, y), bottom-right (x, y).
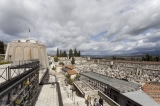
top-left (153, 56), bottom-right (160, 61)
top-left (146, 53), bottom-right (150, 61)
top-left (54, 56), bottom-right (59, 62)
top-left (75, 74), bottom-right (80, 80)
top-left (60, 50), bottom-right (62, 57)
top-left (62, 51), bottom-right (64, 57)
top-left (142, 57), bottom-right (145, 61)
top-left (69, 49), bottom-right (73, 59)
top-left (71, 57), bottom-right (75, 64)
top-left (145, 53), bottom-right (154, 61)
top-left (68, 78), bottom-right (73, 85)
top-left (149, 55), bottom-right (153, 61)
top-left (78, 51), bottom-right (81, 57)
top-left (52, 66), bottom-right (56, 70)
top-left (131, 57), bottom-right (135, 61)
top-left (0, 41), bottom-right (4, 54)
top-left (74, 49), bottom-right (78, 57)
top-left (59, 62), bottom-right (64, 65)
top-left (64, 51), bottom-right (67, 57)
top-left (112, 56), bottom-right (116, 60)
top-left (65, 74), bottom-right (71, 79)
top-left (157, 56), bottom-right (160, 61)
top-left (56, 48), bottom-right (59, 57)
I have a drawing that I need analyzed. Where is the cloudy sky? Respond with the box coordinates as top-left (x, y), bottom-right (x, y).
top-left (0, 0), bottom-right (160, 55)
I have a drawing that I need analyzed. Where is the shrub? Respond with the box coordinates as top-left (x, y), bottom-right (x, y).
top-left (65, 74), bottom-right (71, 79)
top-left (54, 56), bottom-right (58, 62)
top-left (68, 78), bottom-right (73, 85)
top-left (52, 66), bottom-right (56, 70)
top-left (0, 61), bottom-right (11, 65)
top-left (59, 62), bottom-right (64, 65)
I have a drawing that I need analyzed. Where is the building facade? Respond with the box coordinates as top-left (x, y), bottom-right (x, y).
top-left (80, 72), bottom-right (159, 106)
top-left (5, 39), bottom-right (49, 68)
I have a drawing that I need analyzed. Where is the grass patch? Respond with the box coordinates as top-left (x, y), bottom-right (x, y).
top-left (0, 61), bottom-right (12, 65)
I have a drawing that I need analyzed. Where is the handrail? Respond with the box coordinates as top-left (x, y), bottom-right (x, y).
top-left (73, 82), bottom-right (85, 96)
top-left (98, 90), bottom-right (120, 106)
top-left (0, 60), bottom-right (39, 85)
top-left (0, 66), bottom-right (39, 99)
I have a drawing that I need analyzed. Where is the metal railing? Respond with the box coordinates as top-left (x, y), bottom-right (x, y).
top-left (0, 60), bottom-right (39, 85)
top-left (11, 59), bottom-right (39, 67)
top-left (98, 91), bottom-right (120, 106)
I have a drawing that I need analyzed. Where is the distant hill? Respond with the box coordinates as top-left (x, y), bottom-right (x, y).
top-left (82, 50), bottom-right (160, 58)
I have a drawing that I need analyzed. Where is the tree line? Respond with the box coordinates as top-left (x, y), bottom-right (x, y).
top-left (142, 53), bottom-right (160, 61)
top-left (112, 56), bottom-right (125, 60)
top-left (56, 48), bottom-right (81, 58)
top-left (56, 48), bottom-right (67, 57)
top-left (0, 41), bottom-right (5, 54)
top-left (111, 53), bottom-right (160, 62)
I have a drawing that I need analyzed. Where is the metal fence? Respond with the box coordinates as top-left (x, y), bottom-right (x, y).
top-left (0, 60), bottom-right (39, 85)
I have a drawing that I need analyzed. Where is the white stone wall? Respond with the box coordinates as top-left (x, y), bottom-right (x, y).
top-left (70, 74), bottom-right (77, 79)
top-left (56, 66), bottom-right (63, 73)
top-left (5, 40), bottom-right (49, 68)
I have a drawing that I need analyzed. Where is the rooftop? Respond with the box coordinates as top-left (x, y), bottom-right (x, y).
top-left (65, 65), bottom-right (74, 69)
top-left (67, 70), bottom-right (77, 75)
top-left (142, 82), bottom-right (160, 104)
top-left (10, 38), bottom-right (45, 45)
top-left (122, 90), bottom-right (159, 106)
top-left (62, 67), bottom-right (70, 72)
top-left (80, 72), bottom-right (141, 93)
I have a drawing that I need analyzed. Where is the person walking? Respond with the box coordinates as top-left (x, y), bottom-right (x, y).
top-left (99, 97), bottom-right (103, 106)
top-left (93, 98), bottom-right (98, 106)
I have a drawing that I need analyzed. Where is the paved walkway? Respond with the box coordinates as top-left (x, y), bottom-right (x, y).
top-left (61, 85), bottom-right (87, 106)
top-left (35, 75), bottom-right (58, 106)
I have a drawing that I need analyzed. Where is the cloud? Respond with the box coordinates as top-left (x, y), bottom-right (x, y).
top-left (0, 0), bottom-right (160, 55)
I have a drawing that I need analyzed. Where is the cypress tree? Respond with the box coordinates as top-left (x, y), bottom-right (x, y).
top-left (69, 49), bottom-right (73, 59)
top-left (64, 51), bottom-right (67, 57)
top-left (56, 48), bottom-right (59, 57)
top-left (60, 50), bottom-right (62, 57)
top-left (61, 51), bottom-right (64, 57)
top-left (0, 41), bottom-right (4, 54)
top-left (71, 57), bottom-right (75, 64)
top-left (74, 49), bottom-right (77, 57)
top-left (78, 51), bottom-right (81, 57)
